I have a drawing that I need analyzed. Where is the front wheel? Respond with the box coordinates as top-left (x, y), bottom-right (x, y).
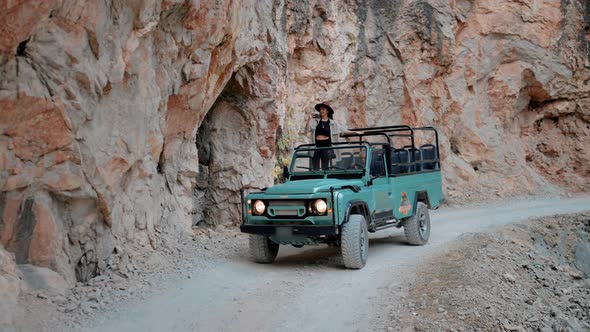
top-left (249, 235), bottom-right (279, 263)
top-left (403, 202), bottom-right (430, 245)
top-left (341, 215), bottom-right (369, 269)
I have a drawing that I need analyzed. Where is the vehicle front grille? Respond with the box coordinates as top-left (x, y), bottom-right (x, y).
top-left (273, 210), bottom-right (299, 216)
top-left (266, 200), bottom-right (307, 219)
top-left (268, 200), bottom-right (305, 206)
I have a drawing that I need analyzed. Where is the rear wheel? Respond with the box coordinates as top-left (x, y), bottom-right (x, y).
top-left (403, 202), bottom-right (430, 245)
top-left (249, 234), bottom-right (279, 263)
top-left (341, 214), bottom-right (369, 269)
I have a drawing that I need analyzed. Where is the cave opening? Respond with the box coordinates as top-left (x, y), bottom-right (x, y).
top-left (194, 71), bottom-right (257, 227)
top-left (75, 253), bottom-right (97, 283)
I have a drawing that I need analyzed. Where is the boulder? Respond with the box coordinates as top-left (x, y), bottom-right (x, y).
top-left (19, 264), bottom-right (69, 296)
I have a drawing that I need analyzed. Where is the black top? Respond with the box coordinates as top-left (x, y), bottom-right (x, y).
top-left (315, 120), bottom-right (331, 137)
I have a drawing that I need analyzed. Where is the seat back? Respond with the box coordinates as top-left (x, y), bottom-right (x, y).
top-left (411, 146), bottom-right (423, 172)
top-left (370, 150), bottom-right (386, 177)
top-left (391, 148), bottom-right (410, 174)
top-left (336, 153), bottom-right (354, 169)
top-left (420, 144), bottom-right (438, 170)
top-left (402, 145), bottom-right (421, 172)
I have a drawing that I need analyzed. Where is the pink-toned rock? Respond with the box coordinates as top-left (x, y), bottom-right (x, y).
top-left (0, 96), bottom-right (73, 161)
top-left (164, 94), bottom-right (200, 140)
top-left (39, 149), bottom-right (74, 169)
top-left (147, 131), bottom-right (163, 162)
top-left (0, 0), bottom-right (57, 57)
top-left (0, 192), bottom-right (24, 247)
top-left (2, 173), bottom-right (33, 191)
top-left (474, 0), bottom-right (563, 48)
top-left (40, 161), bottom-right (85, 192)
top-left (0, 138), bottom-right (11, 173)
top-left (97, 157), bottom-right (131, 193)
top-left (28, 194), bottom-right (58, 267)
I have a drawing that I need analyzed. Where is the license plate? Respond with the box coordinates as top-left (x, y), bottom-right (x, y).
top-left (276, 227), bottom-right (292, 237)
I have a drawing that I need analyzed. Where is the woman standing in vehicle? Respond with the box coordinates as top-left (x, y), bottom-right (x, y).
top-left (305, 102), bottom-right (350, 170)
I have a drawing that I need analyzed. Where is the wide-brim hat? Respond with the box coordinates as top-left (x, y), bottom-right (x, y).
top-left (314, 102), bottom-right (334, 117)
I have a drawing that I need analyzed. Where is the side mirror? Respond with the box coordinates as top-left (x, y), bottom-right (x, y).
top-left (282, 166), bottom-right (289, 181)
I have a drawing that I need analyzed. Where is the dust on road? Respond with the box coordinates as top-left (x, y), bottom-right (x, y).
top-left (20, 196), bottom-right (590, 332)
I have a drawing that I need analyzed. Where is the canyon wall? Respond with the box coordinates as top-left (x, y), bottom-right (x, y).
top-left (0, 0), bottom-right (588, 307)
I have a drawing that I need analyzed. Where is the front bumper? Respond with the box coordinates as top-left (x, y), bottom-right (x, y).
top-left (240, 224), bottom-right (339, 236)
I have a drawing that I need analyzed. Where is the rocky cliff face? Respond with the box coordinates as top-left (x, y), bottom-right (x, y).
top-left (0, 0), bottom-right (588, 295)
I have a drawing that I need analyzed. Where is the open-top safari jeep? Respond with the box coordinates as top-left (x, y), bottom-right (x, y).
top-left (240, 125), bottom-right (442, 269)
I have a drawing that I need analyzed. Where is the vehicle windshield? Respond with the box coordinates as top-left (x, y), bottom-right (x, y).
top-left (290, 145), bottom-right (367, 179)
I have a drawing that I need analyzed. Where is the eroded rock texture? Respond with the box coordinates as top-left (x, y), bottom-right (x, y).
top-left (0, 0), bottom-right (588, 286)
top-left (0, 245), bottom-right (22, 330)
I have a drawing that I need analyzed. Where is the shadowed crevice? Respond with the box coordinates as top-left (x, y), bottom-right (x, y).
top-left (16, 38), bottom-right (29, 57)
top-left (13, 198), bottom-right (36, 264)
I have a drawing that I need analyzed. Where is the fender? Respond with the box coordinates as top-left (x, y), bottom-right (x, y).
top-left (343, 200), bottom-right (371, 225)
top-left (411, 190), bottom-right (431, 217)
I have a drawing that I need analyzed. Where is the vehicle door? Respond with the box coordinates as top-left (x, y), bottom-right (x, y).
top-left (368, 149), bottom-right (393, 222)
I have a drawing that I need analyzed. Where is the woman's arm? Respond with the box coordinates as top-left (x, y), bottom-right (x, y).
top-left (342, 129), bottom-right (361, 136)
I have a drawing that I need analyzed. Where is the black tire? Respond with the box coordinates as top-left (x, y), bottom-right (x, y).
top-left (403, 202), bottom-right (430, 245)
top-left (341, 214), bottom-right (369, 269)
top-left (249, 234), bottom-right (279, 263)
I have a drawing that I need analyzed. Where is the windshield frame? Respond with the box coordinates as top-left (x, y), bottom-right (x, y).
top-left (289, 144), bottom-right (369, 178)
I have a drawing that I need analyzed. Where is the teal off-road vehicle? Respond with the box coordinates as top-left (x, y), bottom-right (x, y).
top-left (240, 125), bottom-right (442, 269)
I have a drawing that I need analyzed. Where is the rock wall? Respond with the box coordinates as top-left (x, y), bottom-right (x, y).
top-left (281, 0), bottom-right (590, 199)
top-left (0, 0), bottom-right (287, 285)
top-left (0, 245), bottom-right (22, 330)
top-left (0, 0), bottom-right (589, 286)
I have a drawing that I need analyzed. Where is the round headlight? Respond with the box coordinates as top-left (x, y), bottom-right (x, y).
top-left (313, 199), bottom-right (328, 215)
top-left (253, 200), bottom-right (266, 215)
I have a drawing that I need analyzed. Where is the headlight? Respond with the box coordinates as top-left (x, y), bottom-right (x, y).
top-left (313, 199), bottom-right (328, 215)
top-left (253, 200), bottom-right (266, 215)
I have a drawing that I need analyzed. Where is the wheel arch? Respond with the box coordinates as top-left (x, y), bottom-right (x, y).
top-left (343, 200), bottom-right (370, 225)
top-left (413, 190), bottom-right (431, 212)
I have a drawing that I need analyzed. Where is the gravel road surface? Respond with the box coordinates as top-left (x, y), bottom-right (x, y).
top-left (87, 196), bottom-right (590, 332)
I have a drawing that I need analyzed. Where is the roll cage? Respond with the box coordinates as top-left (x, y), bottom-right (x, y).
top-left (293, 125), bottom-right (441, 177)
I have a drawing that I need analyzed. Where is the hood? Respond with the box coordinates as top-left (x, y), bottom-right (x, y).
top-left (264, 179), bottom-right (365, 195)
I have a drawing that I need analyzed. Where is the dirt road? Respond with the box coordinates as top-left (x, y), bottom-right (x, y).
top-left (86, 196), bottom-right (590, 332)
